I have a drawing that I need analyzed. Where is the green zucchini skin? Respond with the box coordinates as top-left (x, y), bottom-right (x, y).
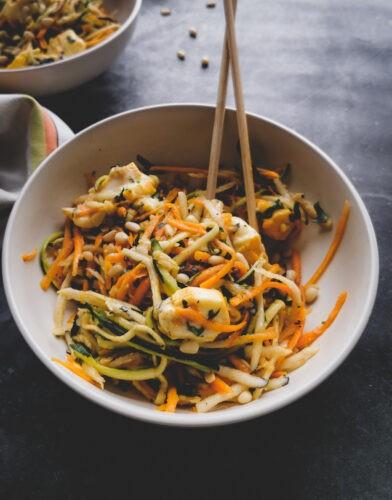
top-left (86, 305), bottom-right (221, 373)
top-left (40, 230), bottom-right (64, 274)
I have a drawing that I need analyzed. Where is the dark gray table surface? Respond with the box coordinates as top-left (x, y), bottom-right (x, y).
top-left (1, 1), bottom-right (392, 498)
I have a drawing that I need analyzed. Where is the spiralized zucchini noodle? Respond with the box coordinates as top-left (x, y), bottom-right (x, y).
top-left (0, 0), bottom-right (120, 69)
top-left (32, 158), bottom-right (349, 413)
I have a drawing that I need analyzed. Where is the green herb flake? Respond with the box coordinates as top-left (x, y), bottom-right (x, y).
top-left (207, 309), bottom-right (220, 320)
top-left (186, 322), bottom-right (205, 336)
top-left (70, 343), bottom-right (91, 357)
top-left (314, 202), bottom-right (329, 224)
top-left (289, 201), bottom-right (302, 222)
top-left (259, 199), bottom-right (283, 220)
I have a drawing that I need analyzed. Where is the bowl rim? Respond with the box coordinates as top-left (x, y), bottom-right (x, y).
top-left (0, 0), bottom-right (142, 74)
top-left (2, 103), bottom-right (379, 427)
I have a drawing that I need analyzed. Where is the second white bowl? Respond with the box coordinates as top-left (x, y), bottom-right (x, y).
top-left (0, 0), bottom-right (142, 96)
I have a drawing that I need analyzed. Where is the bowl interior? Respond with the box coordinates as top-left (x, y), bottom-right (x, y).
top-left (3, 105), bottom-right (378, 426)
top-left (104, 0), bottom-right (138, 23)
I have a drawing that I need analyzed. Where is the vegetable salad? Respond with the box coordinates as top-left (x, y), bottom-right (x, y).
top-left (35, 159), bottom-right (349, 413)
top-left (0, 0), bottom-right (119, 69)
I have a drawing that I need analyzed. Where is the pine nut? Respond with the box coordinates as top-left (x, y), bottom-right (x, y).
top-left (305, 284), bottom-right (319, 304)
top-left (103, 229), bottom-right (116, 242)
top-left (108, 263), bottom-right (124, 278)
top-left (237, 390), bottom-right (252, 404)
top-left (81, 251), bottom-right (94, 262)
top-left (125, 221), bottom-right (141, 232)
top-left (176, 273), bottom-right (190, 284)
top-left (208, 255), bottom-right (225, 265)
top-left (204, 372), bottom-right (216, 383)
top-left (115, 231), bottom-right (129, 245)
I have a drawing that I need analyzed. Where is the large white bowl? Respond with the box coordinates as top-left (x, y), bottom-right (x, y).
top-left (2, 104), bottom-right (379, 427)
top-left (0, 0), bottom-right (142, 96)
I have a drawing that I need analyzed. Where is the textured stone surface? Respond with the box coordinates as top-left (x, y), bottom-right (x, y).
top-left (1, 1), bottom-right (392, 498)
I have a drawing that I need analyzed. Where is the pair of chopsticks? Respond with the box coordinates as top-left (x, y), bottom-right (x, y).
top-left (206, 0), bottom-right (258, 230)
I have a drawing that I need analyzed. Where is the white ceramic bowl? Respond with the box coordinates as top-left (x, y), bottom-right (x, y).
top-left (0, 0), bottom-right (142, 96)
top-left (2, 104), bottom-right (379, 427)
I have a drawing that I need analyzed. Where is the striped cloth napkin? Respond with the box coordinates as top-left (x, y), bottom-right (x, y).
top-left (0, 94), bottom-right (74, 207)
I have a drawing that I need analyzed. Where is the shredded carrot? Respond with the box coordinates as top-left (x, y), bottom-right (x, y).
top-left (134, 207), bottom-right (161, 222)
top-left (222, 212), bottom-right (233, 228)
top-left (291, 249), bottom-right (302, 285)
top-left (143, 213), bottom-right (163, 240)
top-left (297, 292), bottom-right (347, 349)
top-left (167, 218), bottom-right (205, 235)
top-left (165, 188), bottom-right (180, 203)
top-left (306, 201), bottom-right (350, 287)
top-left (200, 241), bottom-right (235, 288)
top-left (194, 250), bottom-right (210, 262)
top-left (110, 263), bottom-right (145, 300)
top-left (21, 249), bottom-right (37, 262)
top-left (37, 28), bottom-right (47, 39)
top-left (233, 260), bottom-right (248, 276)
top-left (104, 252), bottom-right (124, 274)
top-left (175, 307), bottom-right (247, 333)
top-left (271, 370), bottom-right (287, 378)
top-left (258, 167), bottom-right (280, 179)
top-left (94, 233), bottom-right (103, 249)
top-left (197, 384), bottom-right (216, 398)
top-left (230, 280), bottom-right (295, 308)
top-left (159, 387), bottom-right (179, 412)
top-left (85, 27), bottom-right (117, 48)
top-left (210, 376), bottom-right (231, 394)
top-left (52, 356), bottom-right (96, 386)
top-left (97, 279), bottom-right (107, 296)
top-left (165, 203), bottom-right (181, 219)
top-left (41, 220), bottom-right (73, 290)
top-left (71, 226), bottom-right (84, 277)
top-left (82, 279), bottom-right (89, 291)
top-left (228, 355), bottom-right (251, 373)
top-left (130, 277), bottom-right (150, 306)
top-left (39, 37), bottom-right (48, 50)
top-left (267, 263), bottom-right (283, 274)
top-left (191, 264), bottom-right (225, 286)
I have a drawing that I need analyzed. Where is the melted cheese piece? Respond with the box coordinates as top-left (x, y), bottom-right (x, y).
top-left (49, 29), bottom-right (86, 56)
top-left (231, 216), bottom-right (263, 264)
top-left (93, 163), bottom-right (158, 203)
top-left (158, 287), bottom-right (229, 342)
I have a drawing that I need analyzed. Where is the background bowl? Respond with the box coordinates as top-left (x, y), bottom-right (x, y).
top-left (2, 104), bottom-right (379, 427)
top-left (0, 0), bottom-right (142, 96)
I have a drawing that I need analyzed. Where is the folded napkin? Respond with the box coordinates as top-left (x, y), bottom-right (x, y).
top-left (0, 94), bottom-right (74, 208)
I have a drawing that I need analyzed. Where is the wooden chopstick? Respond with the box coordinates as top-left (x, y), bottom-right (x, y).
top-left (223, 0), bottom-right (258, 230)
top-left (206, 0), bottom-right (237, 200)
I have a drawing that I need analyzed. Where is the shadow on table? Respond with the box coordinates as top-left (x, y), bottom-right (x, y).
top-left (40, 69), bottom-right (140, 134)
